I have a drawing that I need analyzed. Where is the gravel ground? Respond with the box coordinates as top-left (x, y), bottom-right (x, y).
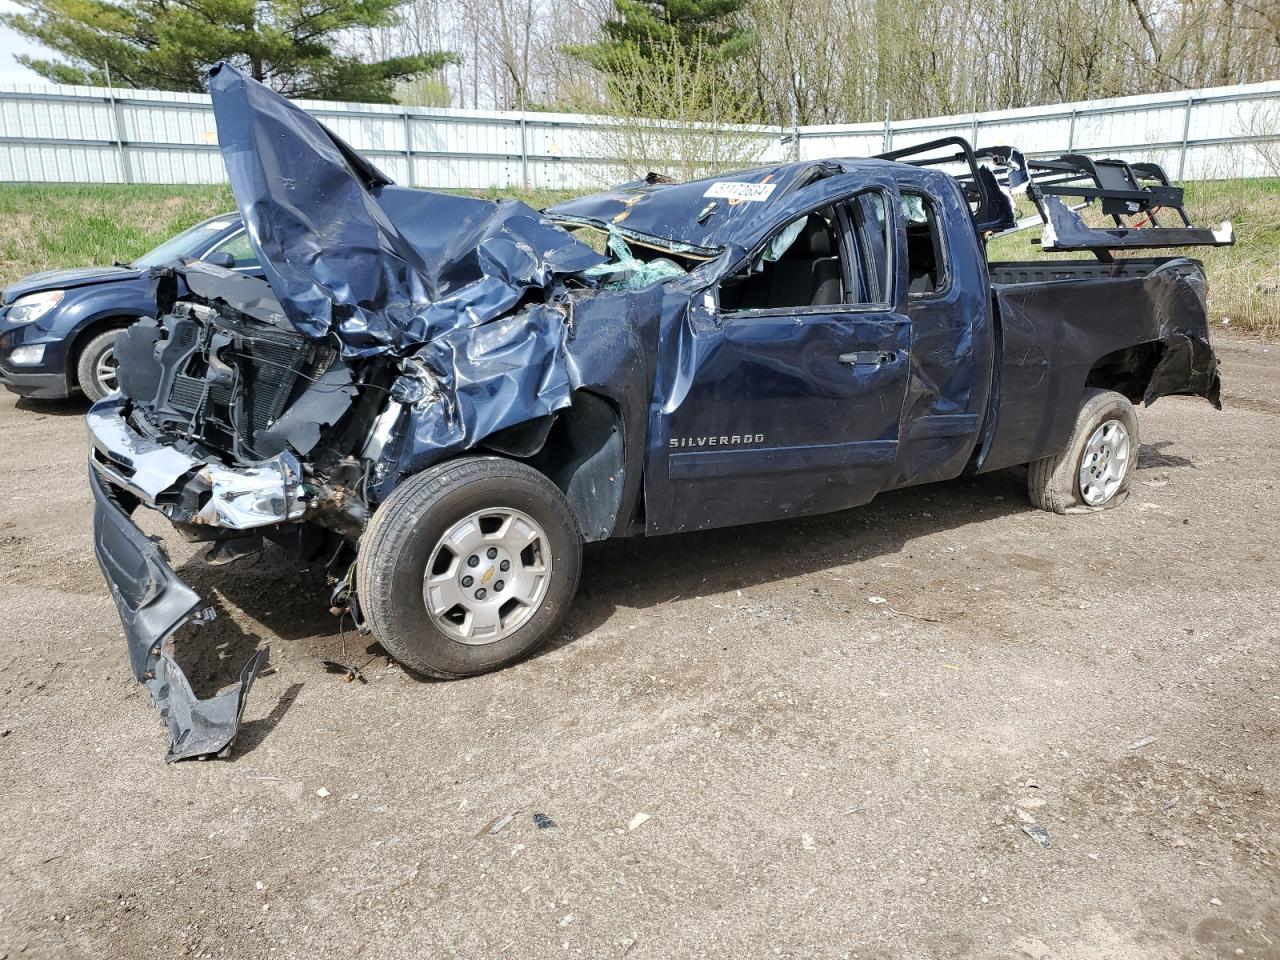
top-left (1, 339), bottom-right (1277, 960)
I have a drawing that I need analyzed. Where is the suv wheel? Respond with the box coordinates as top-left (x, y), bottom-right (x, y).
top-left (356, 456), bottom-right (582, 679)
top-left (76, 329), bottom-right (123, 402)
top-left (1028, 388), bottom-right (1140, 513)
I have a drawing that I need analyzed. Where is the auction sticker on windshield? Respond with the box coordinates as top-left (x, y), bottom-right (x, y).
top-left (703, 181), bottom-right (777, 202)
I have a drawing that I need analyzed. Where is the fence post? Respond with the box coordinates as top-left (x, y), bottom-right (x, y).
top-left (882, 102), bottom-right (892, 153)
top-left (1066, 108), bottom-right (1077, 152)
top-left (402, 111), bottom-right (415, 187)
top-left (1178, 94), bottom-right (1194, 180)
top-left (103, 64), bottom-right (131, 184)
top-left (519, 90), bottom-right (529, 191)
top-left (970, 114), bottom-right (979, 147)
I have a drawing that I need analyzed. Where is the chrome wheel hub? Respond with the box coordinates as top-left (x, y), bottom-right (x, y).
top-left (1078, 418), bottom-right (1130, 506)
top-left (95, 347), bottom-right (119, 394)
top-left (423, 508), bottom-right (552, 645)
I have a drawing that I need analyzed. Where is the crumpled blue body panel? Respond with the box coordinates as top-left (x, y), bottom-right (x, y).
top-left (209, 63), bottom-right (605, 358)
top-left (208, 63), bottom-right (614, 484)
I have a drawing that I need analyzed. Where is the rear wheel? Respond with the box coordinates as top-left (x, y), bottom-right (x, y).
top-left (1028, 388), bottom-right (1139, 513)
top-left (356, 456), bottom-right (582, 679)
top-left (76, 329), bottom-right (123, 402)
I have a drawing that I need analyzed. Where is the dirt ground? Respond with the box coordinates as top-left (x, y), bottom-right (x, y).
top-left (0, 339), bottom-right (1276, 960)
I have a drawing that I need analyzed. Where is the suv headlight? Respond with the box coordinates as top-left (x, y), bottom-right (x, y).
top-left (6, 290), bottom-right (64, 324)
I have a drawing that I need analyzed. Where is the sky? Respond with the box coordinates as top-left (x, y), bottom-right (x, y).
top-left (0, 1), bottom-right (51, 86)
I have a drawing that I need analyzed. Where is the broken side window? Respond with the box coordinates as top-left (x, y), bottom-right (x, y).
top-left (719, 206), bottom-right (844, 312)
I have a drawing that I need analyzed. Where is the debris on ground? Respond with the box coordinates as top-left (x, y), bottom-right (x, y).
top-left (319, 658), bottom-right (367, 683)
top-left (315, 787), bottom-right (330, 798)
top-left (532, 813), bottom-right (556, 829)
top-left (1021, 825), bottom-right (1051, 848)
top-left (487, 812), bottom-right (518, 835)
top-left (627, 813), bottom-right (651, 831)
top-left (1129, 735), bottom-right (1159, 750)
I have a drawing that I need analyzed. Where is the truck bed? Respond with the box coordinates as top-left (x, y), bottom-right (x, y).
top-left (989, 257), bottom-right (1182, 286)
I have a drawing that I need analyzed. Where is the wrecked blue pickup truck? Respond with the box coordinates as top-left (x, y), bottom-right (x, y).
top-left (89, 64), bottom-right (1227, 759)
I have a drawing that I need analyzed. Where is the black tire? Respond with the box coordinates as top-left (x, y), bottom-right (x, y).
top-left (355, 456), bottom-right (582, 679)
top-left (1028, 388), bottom-right (1140, 514)
top-left (76, 329), bottom-right (123, 402)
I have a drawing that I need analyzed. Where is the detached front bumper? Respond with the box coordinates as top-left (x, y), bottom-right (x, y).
top-left (87, 396), bottom-right (285, 760)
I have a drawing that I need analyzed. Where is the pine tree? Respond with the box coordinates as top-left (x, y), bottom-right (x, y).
top-left (2, 0), bottom-right (457, 103)
top-left (568, 0), bottom-right (754, 73)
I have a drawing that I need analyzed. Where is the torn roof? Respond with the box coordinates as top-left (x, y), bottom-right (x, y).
top-left (206, 62), bottom-right (606, 358)
top-left (544, 158), bottom-right (907, 254)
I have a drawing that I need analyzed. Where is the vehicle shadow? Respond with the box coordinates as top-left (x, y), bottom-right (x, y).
top-left (1138, 440), bottom-right (1195, 470)
top-left (234, 681), bottom-right (304, 757)
top-left (547, 471), bottom-right (1031, 653)
top-left (163, 443), bottom-right (1186, 691)
top-left (13, 396), bottom-right (88, 417)
top-left (169, 547), bottom-right (342, 698)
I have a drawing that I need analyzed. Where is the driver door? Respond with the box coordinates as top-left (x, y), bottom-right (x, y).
top-left (645, 186), bottom-right (911, 534)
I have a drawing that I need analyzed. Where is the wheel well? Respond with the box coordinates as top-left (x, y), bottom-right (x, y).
top-left (517, 392), bottom-right (626, 542)
top-left (1084, 342), bottom-right (1165, 404)
top-left (68, 315), bottom-right (140, 378)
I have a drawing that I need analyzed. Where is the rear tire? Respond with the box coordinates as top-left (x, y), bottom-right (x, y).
top-left (1028, 388), bottom-right (1139, 514)
top-left (356, 456), bottom-right (582, 679)
top-left (76, 329), bottom-right (123, 402)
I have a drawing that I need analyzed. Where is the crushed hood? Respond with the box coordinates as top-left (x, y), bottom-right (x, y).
top-left (206, 62), bottom-right (607, 358)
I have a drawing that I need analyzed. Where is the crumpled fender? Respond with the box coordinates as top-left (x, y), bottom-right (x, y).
top-left (206, 62), bottom-right (614, 488)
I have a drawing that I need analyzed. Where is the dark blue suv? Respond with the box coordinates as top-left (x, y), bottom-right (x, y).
top-left (0, 213), bottom-right (260, 401)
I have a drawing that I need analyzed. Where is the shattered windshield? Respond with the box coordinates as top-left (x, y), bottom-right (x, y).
top-left (580, 230), bottom-right (687, 290)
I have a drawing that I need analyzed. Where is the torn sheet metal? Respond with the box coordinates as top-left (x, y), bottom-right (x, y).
top-left (544, 161), bottom-right (855, 253)
top-left (207, 62), bottom-right (605, 358)
top-left (91, 467), bottom-right (266, 762)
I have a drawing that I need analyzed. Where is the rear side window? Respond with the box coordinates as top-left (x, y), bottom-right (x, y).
top-left (902, 193), bottom-right (948, 297)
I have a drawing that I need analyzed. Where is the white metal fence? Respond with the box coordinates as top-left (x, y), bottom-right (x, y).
top-left (1, 78), bottom-right (1278, 189)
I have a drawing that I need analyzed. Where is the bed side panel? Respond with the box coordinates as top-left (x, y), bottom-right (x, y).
top-left (975, 259), bottom-right (1218, 473)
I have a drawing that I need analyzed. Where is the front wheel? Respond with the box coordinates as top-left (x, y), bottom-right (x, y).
top-left (1028, 388), bottom-right (1140, 514)
top-left (76, 329), bottom-right (123, 402)
top-left (355, 456), bottom-right (582, 679)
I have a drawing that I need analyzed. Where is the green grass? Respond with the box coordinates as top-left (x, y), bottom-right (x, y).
top-left (2, 180), bottom-right (1277, 337)
top-left (987, 177), bottom-right (1280, 338)
top-left (0, 184), bottom-right (236, 284)
top-left (0, 183), bottom-right (573, 288)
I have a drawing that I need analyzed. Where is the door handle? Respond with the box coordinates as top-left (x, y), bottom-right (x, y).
top-left (839, 350), bottom-right (898, 366)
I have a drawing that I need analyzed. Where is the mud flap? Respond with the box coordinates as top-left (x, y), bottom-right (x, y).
top-left (90, 467), bottom-right (268, 762)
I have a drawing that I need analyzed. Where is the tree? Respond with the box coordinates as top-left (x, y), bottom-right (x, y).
top-left (2, 0), bottom-right (457, 102)
top-left (568, 0), bottom-right (754, 74)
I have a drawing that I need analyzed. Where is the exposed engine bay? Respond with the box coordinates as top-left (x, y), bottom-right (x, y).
top-left (104, 262), bottom-right (383, 556)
